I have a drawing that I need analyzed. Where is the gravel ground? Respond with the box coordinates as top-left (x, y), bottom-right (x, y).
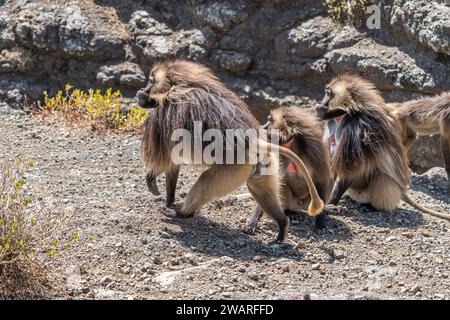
top-left (1, 103), bottom-right (449, 300)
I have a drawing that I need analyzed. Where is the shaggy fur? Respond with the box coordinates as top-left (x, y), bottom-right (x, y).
top-left (245, 106), bottom-right (333, 233)
top-left (328, 75), bottom-right (410, 189)
top-left (141, 61), bottom-right (259, 174)
top-left (269, 107), bottom-right (332, 207)
top-left (388, 92), bottom-right (450, 192)
top-left (316, 74), bottom-right (410, 211)
top-left (138, 60), bottom-right (324, 243)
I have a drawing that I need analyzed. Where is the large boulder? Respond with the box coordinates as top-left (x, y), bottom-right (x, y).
top-left (387, 0), bottom-right (450, 55)
top-left (129, 10), bottom-right (207, 62)
top-left (13, 3), bottom-right (126, 60)
top-left (324, 39), bottom-right (449, 93)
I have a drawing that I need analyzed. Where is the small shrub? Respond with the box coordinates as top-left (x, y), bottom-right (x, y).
top-left (37, 85), bottom-right (148, 133)
top-left (325, 0), bottom-right (367, 26)
top-left (0, 158), bottom-right (93, 298)
top-left (0, 158), bottom-right (35, 264)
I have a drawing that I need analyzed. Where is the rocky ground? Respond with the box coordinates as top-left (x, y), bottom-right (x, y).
top-left (1, 103), bottom-right (449, 300)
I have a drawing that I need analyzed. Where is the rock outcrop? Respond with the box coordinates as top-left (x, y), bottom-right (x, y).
top-left (0, 0), bottom-right (449, 170)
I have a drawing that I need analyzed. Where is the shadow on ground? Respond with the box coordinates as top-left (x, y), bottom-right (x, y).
top-left (332, 197), bottom-right (425, 229)
top-left (161, 214), bottom-right (308, 262)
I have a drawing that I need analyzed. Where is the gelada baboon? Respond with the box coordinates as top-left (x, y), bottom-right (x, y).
top-left (315, 74), bottom-right (450, 220)
top-left (387, 93), bottom-right (450, 191)
top-left (244, 107), bottom-right (333, 234)
top-left (137, 60), bottom-right (324, 243)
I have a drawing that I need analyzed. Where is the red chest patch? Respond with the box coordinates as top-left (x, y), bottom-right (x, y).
top-left (329, 134), bottom-right (336, 146)
top-left (281, 140), bottom-right (302, 174)
top-left (328, 115), bottom-right (344, 147)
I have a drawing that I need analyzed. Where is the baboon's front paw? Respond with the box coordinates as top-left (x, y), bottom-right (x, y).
top-left (162, 205), bottom-right (194, 219)
top-left (146, 176), bottom-right (161, 196)
top-left (242, 223), bottom-right (257, 235)
top-left (161, 206), bottom-right (178, 218)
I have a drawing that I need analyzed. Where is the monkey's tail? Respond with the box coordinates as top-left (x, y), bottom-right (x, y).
top-left (258, 140), bottom-right (324, 217)
top-left (402, 193), bottom-right (450, 221)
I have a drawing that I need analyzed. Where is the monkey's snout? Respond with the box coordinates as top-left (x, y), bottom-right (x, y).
top-left (315, 106), bottom-right (327, 119)
top-left (136, 91), bottom-right (157, 109)
top-left (136, 90), bottom-right (148, 107)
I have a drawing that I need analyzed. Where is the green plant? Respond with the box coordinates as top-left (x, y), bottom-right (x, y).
top-left (325, 0), bottom-right (367, 24)
top-left (0, 158), bottom-right (35, 263)
top-left (37, 85), bottom-right (148, 133)
top-left (0, 158), bottom-right (94, 297)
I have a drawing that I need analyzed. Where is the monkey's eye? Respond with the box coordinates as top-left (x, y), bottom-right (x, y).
top-left (267, 115), bottom-right (273, 122)
top-left (325, 89), bottom-right (333, 97)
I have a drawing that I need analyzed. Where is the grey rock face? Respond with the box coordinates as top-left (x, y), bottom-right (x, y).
top-left (388, 0), bottom-right (450, 55)
top-left (0, 12), bottom-right (15, 49)
top-left (194, 2), bottom-right (249, 32)
top-left (212, 50), bottom-right (252, 74)
top-left (0, 48), bottom-right (34, 73)
top-left (129, 10), bottom-right (207, 62)
top-left (408, 135), bottom-right (444, 172)
top-left (97, 62), bottom-right (146, 89)
top-left (324, 39), bottom-right (448, 93)
top-left (0, 0), bottom-right (449, 170)
top-left (13, 4), bottom-right (125, 59)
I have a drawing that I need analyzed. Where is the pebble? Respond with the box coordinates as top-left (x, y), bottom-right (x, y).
top-left (160, 231), bottom-right (171, 239)
top-left (411, 285), bottom-right (421, 294)
top-left (421, 230), bottom-right (432, 237)
top-left (332, 249), bottom-right (345, 260)
top-left (252, 255), bottom-right (262, 262)
top-left (247, 271), bottom-right (259, 281)
top-left (311, 263), bottom-right (320, 270)
top-left (385, 236), bottom-right (396, 242)
top-left (100, 276), bottom-right (113, 285)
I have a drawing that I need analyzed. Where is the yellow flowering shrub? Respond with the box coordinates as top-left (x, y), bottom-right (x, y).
top-left (37, 85), bottom-right (148, 133)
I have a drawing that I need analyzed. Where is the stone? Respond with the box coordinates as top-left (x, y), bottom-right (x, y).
top-left (212, 50), bottom-right (252, 74)
top-left (97, 62), bottom-right (146, 88)
top-left (194, 2), bottom-right (248, 32)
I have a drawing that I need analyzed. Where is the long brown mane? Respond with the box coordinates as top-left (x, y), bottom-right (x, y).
top-left (141, 60), bottom-right (259, 173)
top-left (330, 75), bottom-right (410, 189)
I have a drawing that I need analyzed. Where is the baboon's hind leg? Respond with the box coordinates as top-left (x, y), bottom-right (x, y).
top-left (176, 165), bottom-right (253, 218)
top-left (165, 167), bottom-right (180, 206)
top-left (146, 172), bottom-right (161, 196)
top-left (247, 175), bottom-right (289, 244)
top-left (243, 205), bottom-right (263, 235)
